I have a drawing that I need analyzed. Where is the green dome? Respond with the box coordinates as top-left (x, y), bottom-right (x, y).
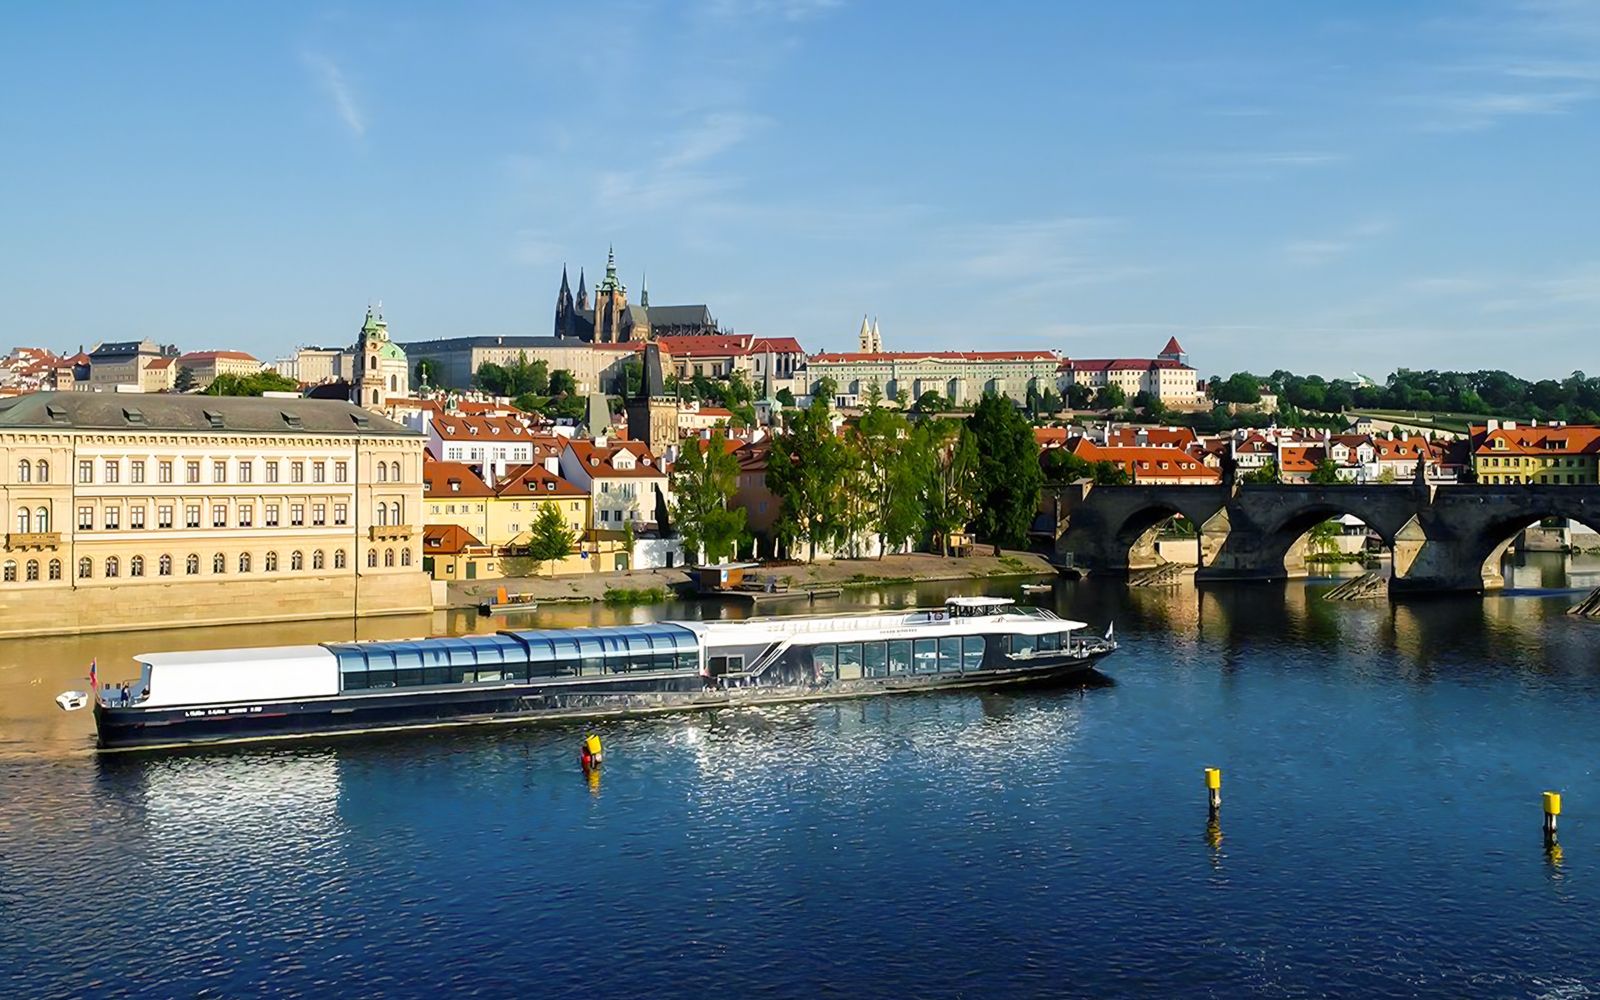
top-left (378, 341), bottom-right (407, 360)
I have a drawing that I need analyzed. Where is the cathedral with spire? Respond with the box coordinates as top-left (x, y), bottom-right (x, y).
top-left (554, 246), bottom-right (721, 342)
top-left (857, 316), bottom-right (883, 353)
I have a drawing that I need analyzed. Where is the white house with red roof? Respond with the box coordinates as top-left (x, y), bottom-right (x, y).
top-left (803, 349), bottom-right (1062, 407)
top-left (1056, 337), bottom-right (1204, 409)
top-left (559, 437), bottom-right (674, 533)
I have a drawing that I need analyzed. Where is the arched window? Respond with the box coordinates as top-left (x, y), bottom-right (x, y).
top-left (391, 501), bottom-right (402, 525)
top-left (312, 549), bottom-right (324, 570)
top-left (401, 547), bottom-right (412, 567)
top-left (2, 561), bottom-right (14, 583)
top-left (158, 555), bottom-right (172, 577)
top-left (367, 549), bottom-right (377, 568)
top-left (291, 550), bottom-right (303, 571)
top-left (266, 551), bottom-right (278, 571)
top-left (334, 549), bottom-right (346, 569)
top-left (376, 503), bottom-right (388, 527)
top-left (77, 557), bottom-right (91, 580)
top-left (36, 460), bottom-right (48, 483)
top-left (16, 460), bottom-right (29, 483)
top-left (185, 554), bottom-right (199, 575)
top-left (389, 374), bottom-right (398, 392)
top-left (384, 547), bottom-right (395, 567)
top-left (35, 507), bottom-right (48, 532)
top-left (239, 552), bottom-right (251, 573)
top-left (48, 559), bottom-right (61, 580)
top-left (26, 559), bottom-right (39, 581)
top-left (372, 388), bottom-right (380, 405)
top-left (213, 553), bottom-right (226, 573)
top-left (130, 556), bottom-right (143, 578)
top-left (15, 509), bottom-right (29, 534)
top-left (377, 462), bottom-right (388, 483)
top-left (105, 556), bottom-right (119, 578)
top-left (390, 462), bottom-right (400, 482)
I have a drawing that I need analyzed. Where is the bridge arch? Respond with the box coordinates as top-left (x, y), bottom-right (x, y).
top-left (1253, 502), bottom-right (1395, 580)
top-left (1459, 499), bottom-right (1600, 590)
top-left (1105, 497), bottom-right (1229, 572)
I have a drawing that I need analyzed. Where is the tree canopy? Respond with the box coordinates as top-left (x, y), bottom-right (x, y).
top-left (966, 393), bottom-right (1042, 552)
top-left (526, 503), bottom-right (575, 575)
top-left (203, 371), bottom-right (301, 396)
top-left (475, 354), bottom-right (548, 397)
top-left (670, 430), bottom-right (748, 565)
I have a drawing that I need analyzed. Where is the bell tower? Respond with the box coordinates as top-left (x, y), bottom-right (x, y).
top-left (592, 246), bottom-right (628, 343)
top-left (352, 304), bottom-right (389, 412)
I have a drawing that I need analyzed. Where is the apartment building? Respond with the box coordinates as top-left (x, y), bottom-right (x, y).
top-left (1471, 420), bottom-right (1600, 484)
top-left (0, 392), bottom-right (430, 637)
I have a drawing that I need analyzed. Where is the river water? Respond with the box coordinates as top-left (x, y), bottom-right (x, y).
top-left (5, 553), bottom-right (1600, 998)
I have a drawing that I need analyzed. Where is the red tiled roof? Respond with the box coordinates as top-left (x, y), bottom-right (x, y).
top-left (1070, 439), bottom-right (1220, 481)
top-left (1104, 426), bottom-right (1198, 449)
top-left (1161, 337), bottom-right (1185, 356)
top-left (493, 463), bottom-right (587, 498)
top-left (144, 357), bottom-right (175, 370)
top-left (1064, 358), bottom-right (1193, 373)
top-left (810, 350), bottom-right (1059, 363)
top-left (178, 350), bottom-right (259, 363)
top-left (565, 439), bottom-right (671, 478)
top-left (1471, 424), bottom-right (1600, 456)
top-left (1278, 445), bottom-right (1327, 473)
top-left (423, 524), bottom-right (484, 554)
top-left (750, 336), bottom-right (804, 354)
top-left (432, 414), bottom-right (537, 440)
top-left (422, 460), bottom-right (494, 498)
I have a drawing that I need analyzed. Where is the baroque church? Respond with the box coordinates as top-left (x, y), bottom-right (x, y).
top-left (554, 247), bottom-right (721, 343)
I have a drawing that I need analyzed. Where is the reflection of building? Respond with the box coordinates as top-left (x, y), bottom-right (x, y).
top-left (0, 392), bottom-right (431, 638)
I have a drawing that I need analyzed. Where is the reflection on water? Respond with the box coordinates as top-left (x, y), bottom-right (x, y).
top-left (9, 566), bottom-right (1600, 995)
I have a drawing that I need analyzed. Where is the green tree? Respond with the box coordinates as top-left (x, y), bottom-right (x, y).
top-left (924, 420), bottom-right (979, 556)
top-left (671, 430), bottom-right (748, 565)
top-left (1243, 459), bottom-right (1280, 484)
top-left (775, 387), bottom-right (796, 407)
top-left (913, 390), bottom-right (947, 414)
top-left (1309, 459), bottom-right (1342, 485)
top-left (549, 369), bottom-right (578, 397)
top-left (415, 358), bottom-right (441, 388)
top-left (1095, 383), bottom-right (1126, 409)
top-left (1065, 383), bottom-right (1096, 409)
top-left (847, 399), bottom-right (928, 557)
top-left (1214, 372), bottom-right (1263, 405)
top-left (174, 366), bottom-right (197, 393)
top-left (767, 392), bottom-right (851, 560)
top-left (526, 503), bottom-right (575, 576)
top-left (1092, 460), bottom-right (1131, 485)
top-left (616, 359), bottom-right (643, 396)
top-left (967, 393), bottom-right (1043, 554)
top-left (1041, 448), bottom-right (1093, 482)
top-left (204, 371), bottom-right (302, 396)
top-left (474, 362), bottom-right (510, 395)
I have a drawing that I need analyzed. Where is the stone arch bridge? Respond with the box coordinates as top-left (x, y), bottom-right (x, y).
top-left (1051, 482), bottom-right (1600, 593)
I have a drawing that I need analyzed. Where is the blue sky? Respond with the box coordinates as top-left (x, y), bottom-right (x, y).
top-left (2, 1), bottom-right (1598, 379)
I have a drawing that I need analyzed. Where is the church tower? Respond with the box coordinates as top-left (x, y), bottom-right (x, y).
top-left (857, 315), bottom-right (883, 353)
top-left (592, 246), bottom-right (629, 343)
top-left (352, 305), bottom-right (390, 412)
top-left (575, 268), bottom-right (589, 311)
top-left (555, 265), bottom-right (575, 338)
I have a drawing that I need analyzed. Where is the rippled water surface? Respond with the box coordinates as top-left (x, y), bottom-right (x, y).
top-left (6, 554), bottom-right (1600, 998)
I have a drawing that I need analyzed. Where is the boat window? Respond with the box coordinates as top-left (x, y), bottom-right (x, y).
top-left (576, 636), bottom-right (605, 676)
top-left (708, 655), bottom-right (728, 677)
top-left (1012, 634), bottom-right (1035, 656)
top-left (1038, 632), bottom-right (1060, 652)
top-left (913, 639), bottom-right (938, 674)
top-left (549, 637), bottom-right (581, 677)
top-left (837, 643), bottom-right (863, 681)
top-left (938, 637), bottom-right (961, 672)
top-left (812, 644), bottom-right (836, 680)
top-left (888, 640), bottom-right (912, 676)
top-left (962, 636), bottom-right (985, 671)
top-left (864, 641), bottom-right (888, 678)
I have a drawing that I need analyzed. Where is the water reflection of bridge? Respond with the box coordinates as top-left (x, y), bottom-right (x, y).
top-left (1052, 483), bottom-right (1600, 594)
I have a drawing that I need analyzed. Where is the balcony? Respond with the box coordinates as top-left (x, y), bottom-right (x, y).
top-left (368, 524), bottom-right (414, 542)
top-left (7, 532), bottom-right (61, 551)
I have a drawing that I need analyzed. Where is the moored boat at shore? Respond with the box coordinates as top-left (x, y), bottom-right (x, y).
top-left (90, 597), bottom-right (1117, 751)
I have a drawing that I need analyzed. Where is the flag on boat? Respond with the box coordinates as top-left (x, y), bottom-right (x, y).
top-left (88, 658), bottom-right (98, 692)
top-left (1104, 622), bottom-right (1114, 641)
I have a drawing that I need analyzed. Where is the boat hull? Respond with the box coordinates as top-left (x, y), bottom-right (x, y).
top-left (93, 650), bottom-right (1109, 752)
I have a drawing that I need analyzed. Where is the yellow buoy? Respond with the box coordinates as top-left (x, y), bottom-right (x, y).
top-left (1544, 790), bottom-right (1561, 841)
top-left (1204, 767), bottom-right (1222, 815)
top-left (1204, 768), bottom-right (1222, 791)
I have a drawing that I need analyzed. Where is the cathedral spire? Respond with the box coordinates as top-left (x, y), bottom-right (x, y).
top-left (598, 244), bottom-right (623, 293)
top-left (640, 270), bottom-right (649, 308)
top-left (576, 268), bottom-right (588, 310)
top-left (858, 315), bottom-right (872, 352)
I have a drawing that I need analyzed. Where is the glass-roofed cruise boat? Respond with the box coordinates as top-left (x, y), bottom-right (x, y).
top-left (91, 597), bottom-right (1117, 751)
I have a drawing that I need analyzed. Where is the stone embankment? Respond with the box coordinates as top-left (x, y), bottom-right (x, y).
top-left (444, 550), bottom-right (1058, 608)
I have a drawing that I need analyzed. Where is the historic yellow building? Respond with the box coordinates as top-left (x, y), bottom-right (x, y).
top-left (1472, 421), bottom-right (1600, 485)
top-left (0, 392), bottom-right (432, 638)
top-left (421, 458), bottom-right (593, 580)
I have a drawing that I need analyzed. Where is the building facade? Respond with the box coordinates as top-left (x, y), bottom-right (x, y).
top-left (177, 350), bottom-right (262, 390)
top-left (554, 248), bottom-right (719, 342)
top-left (351, 307), bottom-right (410, 411)
top-left (0, 393), bottom-right (431, 638)
top-left (804, 350), bottom-right (1062, 407)
top-left (88, 340), bottom-right (180, 393)
top-left (1471, 420), bottom-right (1600, 484)
top-left (1057, 338), bottom-right (1204, 408)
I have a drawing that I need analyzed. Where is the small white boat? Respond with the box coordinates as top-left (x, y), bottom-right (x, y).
top-left (1020, 583), bottom-right (1052, 594)
top-left (55, 690), bottom-right (89, 712)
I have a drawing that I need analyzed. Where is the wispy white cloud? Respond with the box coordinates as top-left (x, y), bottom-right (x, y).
top-left (1166, 149), bottom-right (1348, 181)
top-left (930, 217), bottom-right (1149, 298)
top-left (1413, 88), bottom-right (1592, 131)
top-left (660, 111), bottom-right (772, 169)
top-left (302, 51), bottom-right (365, 138)
top-left (1283, 219), bottom-right (1392, 265)
top-left (697, 0), bottom-right (845, 22)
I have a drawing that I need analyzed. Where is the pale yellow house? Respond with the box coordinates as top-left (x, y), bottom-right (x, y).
top-left (177, 350), bottom-right (263, 390)
top-left (0, 392), bottom-right (431, 638)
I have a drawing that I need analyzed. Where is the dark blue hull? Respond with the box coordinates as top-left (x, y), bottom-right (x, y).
top-left (94, 650), bottom-right (1109, 751)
